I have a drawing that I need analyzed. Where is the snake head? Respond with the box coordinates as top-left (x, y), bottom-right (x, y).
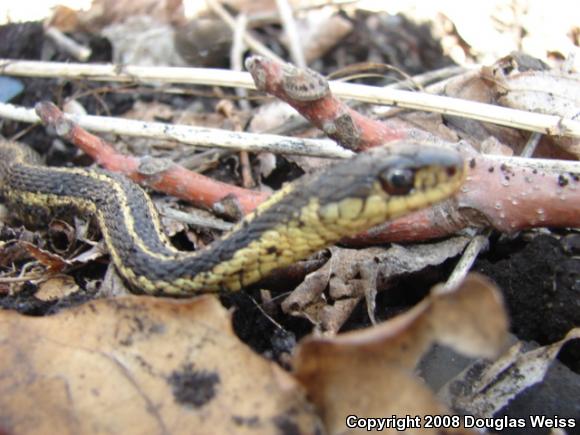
top-left (315, 143), bottom-right (465, 236)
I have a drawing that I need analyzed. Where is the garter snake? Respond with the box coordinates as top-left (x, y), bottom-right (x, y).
top-left (0, 140), bottom-right (464, 295)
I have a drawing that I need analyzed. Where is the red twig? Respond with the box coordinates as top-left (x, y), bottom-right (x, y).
top-left (345, 151), bottom-right (580, 244)
top-left (245, 55), bottom-right (413, 150)
top-left (246, 56), bottom-right (580, 244)
top-left (35, 101), bottom-right (268, 216)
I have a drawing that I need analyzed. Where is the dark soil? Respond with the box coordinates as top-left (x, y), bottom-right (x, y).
top-left (475, 233), bottom-right (580, 372)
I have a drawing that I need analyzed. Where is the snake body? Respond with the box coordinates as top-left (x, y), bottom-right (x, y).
top-left (0, 141), bottom-right (464, 295)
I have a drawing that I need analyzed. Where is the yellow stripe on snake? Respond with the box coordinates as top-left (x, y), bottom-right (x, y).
top-left (0, 141), bottom-right (464, 295)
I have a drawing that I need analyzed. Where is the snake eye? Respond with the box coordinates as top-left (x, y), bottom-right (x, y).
top-left (380, 168), bottom-right (415, 195)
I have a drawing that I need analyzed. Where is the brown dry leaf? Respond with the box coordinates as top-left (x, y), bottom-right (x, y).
top-left (15, 240), bottom-right (104, 275)
top-left (174, 18), bottom-right (233, 67)
top-left (102, 16), bottom-right (187, 66)
top-left (293, 274), bottom-right (508, 434)
top-left (0, 241), bottom-right (33, 267)
top-left (443, 70), bottom-right (528, 151)
top-left (84, 0), bottom-right (184, 29)
top-left (440, 327), bottom-right (580, 418)
top-left (0, 225), bottom-right (43, 266)
top-left (47, 219), bottom-right (77, 256)
top-left (283, 246), bottom-right (385, 334)
top-left (497, 70), bottom-right (580, 118)
top-left (48, 0), bottom-right (185, 33)
top-left (68, 244), bottom-right (107, 264)
top-left (283, 237), bottom-right (470, 334)
top-left (479, 52), bottom-right (580, 157)
top-left (491, 69), bottom-right (580, 157)
top-left (295, 11), bottom-right (353, 63)
top-left (0, 296), bottom-right (322, 435)
top-left (122, 101), bottom-right (239, 151)
top-left (123, 100), bottom-right (177, 123)
top-left (444, 59), bottom-right (578, 159)
top-left (46, 5), bottom-right (82, 32)
top-left (22, 241), bottom-right (71, 273)
top-left (248, 100), bottom-right (302, 134)
top-left (34, 275), bottom-right (80, 301)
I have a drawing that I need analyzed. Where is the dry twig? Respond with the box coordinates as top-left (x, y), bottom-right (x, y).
top-left (0, 102), bottom-right (351, 158)
top-left (2, 59), bottom-right (580, 137)
top-left (34, 102), bottom-right (268, 217)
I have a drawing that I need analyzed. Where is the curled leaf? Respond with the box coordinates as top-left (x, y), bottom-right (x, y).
top-left (293, 274), bottom-right (508, 434)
